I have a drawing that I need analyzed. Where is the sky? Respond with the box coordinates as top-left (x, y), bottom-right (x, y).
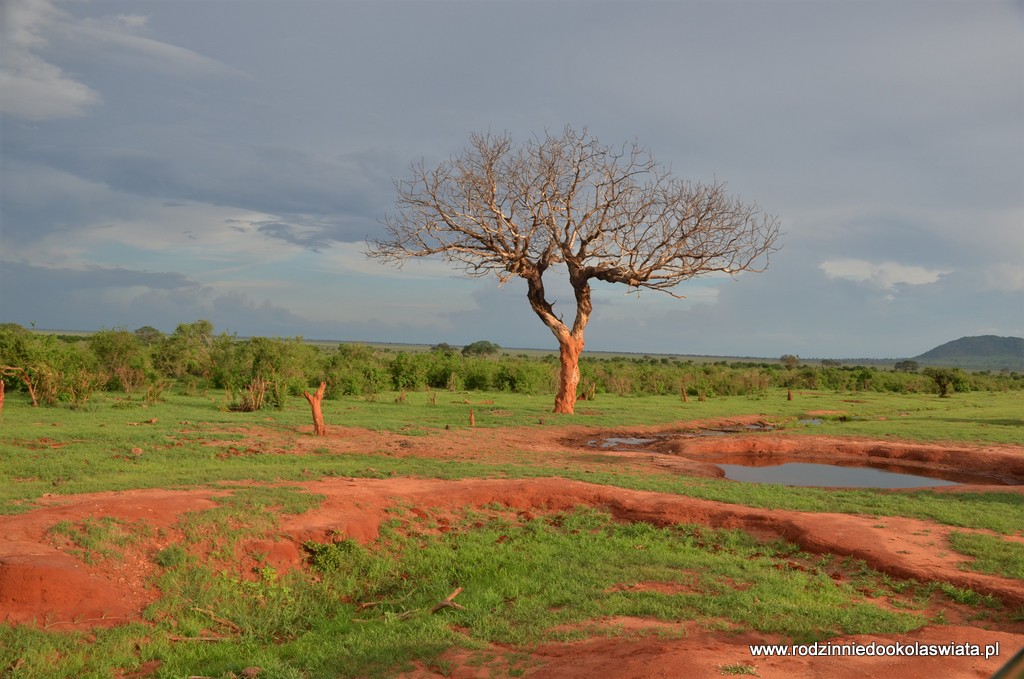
top-left (1, 0), bottom-right (1022, 359)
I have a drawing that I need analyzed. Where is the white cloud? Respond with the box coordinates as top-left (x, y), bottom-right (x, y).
top-left (0, 0), bottom-right (101, 119)
top-left (819, 259), bottom-right (951, 290)
top-left (0, 0), bottom-right (247, 122)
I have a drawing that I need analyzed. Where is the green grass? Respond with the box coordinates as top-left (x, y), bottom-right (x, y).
top-left (3, 385), bottom-right (1021, 441)
top-left (177, 486), bottom-right (325, 559)
top-left (0, 390), bottom-right (1021, 534)
top-left (0, 387), bottom-right (1021, 676)
top-left (48, 516), bottom-right (152, 564)
top-left (1, 507), bottom-right (934, 678)
top-left (948, 531), bottom-right (1024, 579)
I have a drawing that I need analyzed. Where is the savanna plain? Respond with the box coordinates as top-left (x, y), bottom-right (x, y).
top-left (1, 343), bottom-right (1023, 679)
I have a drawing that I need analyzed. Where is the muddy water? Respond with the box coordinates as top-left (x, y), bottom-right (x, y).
top-left (594, 437), bottom-right (659, 448)
top-left (589, 435), bottom-right (1010, 488)
top-left (715, 462), bottom-right (968, 488)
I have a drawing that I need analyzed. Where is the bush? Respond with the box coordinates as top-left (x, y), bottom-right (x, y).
top-left (495, 359), bottom-right (552, 394)
top-left (321, 344), bottom-right (386, 397)
top-left (389, 352), bottom-right (428, 390)
top-left (462, 358), bottom-right (498, 390)
top-left (89, 328), bottom-right (149, 392)
top-left (462, 340), bottom-right (500, 356)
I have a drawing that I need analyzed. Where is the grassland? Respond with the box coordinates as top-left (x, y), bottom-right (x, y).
top-left (0, 387), bottom-right (1021, 678)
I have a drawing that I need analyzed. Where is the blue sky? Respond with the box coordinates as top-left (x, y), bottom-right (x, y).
top-left (1, 0), bottom-right (1022, 358)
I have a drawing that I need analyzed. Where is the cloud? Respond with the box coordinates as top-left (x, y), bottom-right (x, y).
top-left (1, 1), bottom-right (1020, 357)
top-left (0, 260), bottom-right (309, 335)
top-left (68, 17), bottom-right (250, 81)
top-left (0, 0), bottom-right (248, 122)
top-left (6, 142), bottom-right (397, 246)
top-left (983, 263), bottom-right (1024, 293)
top-left (0, 259), bottom-right (197, 292)
top-left (819, 259), bottom-right (951, 290)
top-left (0, 0), bottom-right (101, 119)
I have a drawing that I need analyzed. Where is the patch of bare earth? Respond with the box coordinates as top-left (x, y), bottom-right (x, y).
top-left (2, 418), bottom-right (1023, 677)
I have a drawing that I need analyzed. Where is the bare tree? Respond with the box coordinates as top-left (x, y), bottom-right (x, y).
top-left (366, 127), bottom-right (781, 414)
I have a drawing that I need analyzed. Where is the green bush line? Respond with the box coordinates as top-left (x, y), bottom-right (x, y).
top-left (2, 322), bottom-right (1021, 409)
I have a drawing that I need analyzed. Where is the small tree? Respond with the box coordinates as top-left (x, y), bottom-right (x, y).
top-left (133, 326), bottom-right (164, 345)
top-left (90, 328), bottom-right (147, 392)
top-left (153, 320), bottom-right (217, 380)
top-left (367, 127), bottom-right (780, 413)
top-left (923, 367), bottom-right (960, 397)
top-left (894, 360), bottom-right (919, 373)
top-left (461, 340), bottom-right (501, 357)
top-left (780, 354), bottom-right (799, 370)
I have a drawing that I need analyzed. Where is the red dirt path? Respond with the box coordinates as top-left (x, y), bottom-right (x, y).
top-left (2, 419), bottom-right (1023, 678)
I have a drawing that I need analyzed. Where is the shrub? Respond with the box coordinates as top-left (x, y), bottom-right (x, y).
top-left (389, 352), bottom-right (428, 390)
top-left (461, 340), bottom-right (500, 356)
top-left (495, 359), bottom-right (552, 394)
top-left (462, 358), bottom-right (497, 390)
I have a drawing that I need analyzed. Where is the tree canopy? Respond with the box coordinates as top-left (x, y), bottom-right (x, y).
top-left (367, 127), bottom-right (781, 413)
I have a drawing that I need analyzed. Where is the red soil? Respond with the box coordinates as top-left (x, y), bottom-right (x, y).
top-left (2, 419), bottom-right (1023, 678)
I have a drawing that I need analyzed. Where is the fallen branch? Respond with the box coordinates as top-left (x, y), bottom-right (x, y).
top-left (191, 606), bottom-right (241, 633)
top-left (357, 591), bottom-right (413, 610)
top-left (429, 587), bottom-right (466, 614)
top-left (396, 587), bottom-right (467, 620)
top-left (43, 615), bottom-right (129, 628)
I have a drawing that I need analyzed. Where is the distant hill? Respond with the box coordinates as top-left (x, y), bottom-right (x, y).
top-left (914, 335), bottom-right (1024, 371)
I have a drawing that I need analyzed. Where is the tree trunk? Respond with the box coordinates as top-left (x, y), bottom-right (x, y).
top-left (303, 382), bottom-right (327, 436)
top-left (1, 366), bottom-right (37, 407)
top-left (553, 334), bottom-right (584, 414)
top-left (524, 271), bottom-right (589, 415)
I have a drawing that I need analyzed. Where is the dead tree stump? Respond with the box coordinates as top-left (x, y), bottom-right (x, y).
top-left (303, 382), bottom-right (327, 436)
top-left (469, 409), bottom-right (475, 427)
top-left (787, 389), bottom-right (793, 401)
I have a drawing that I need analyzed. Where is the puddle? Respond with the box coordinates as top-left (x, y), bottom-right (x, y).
top-left (584, 430), bottom-right (1012, 487)
top-left (715, 461), bottom-right (1004, 488)
top-left (590, 426), bottom-right (773, 449)
top-left (590, 437), bottom-right (658, 448)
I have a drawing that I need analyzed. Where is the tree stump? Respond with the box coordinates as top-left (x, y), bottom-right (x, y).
top-left (787, 389), bottom-right (793, 401)
top-left (0, 379), bottom-right (5, 416)
top-left (303, 382), bottom-right (327, 436)
top-left (469, 409), bottom-right (475, 427)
